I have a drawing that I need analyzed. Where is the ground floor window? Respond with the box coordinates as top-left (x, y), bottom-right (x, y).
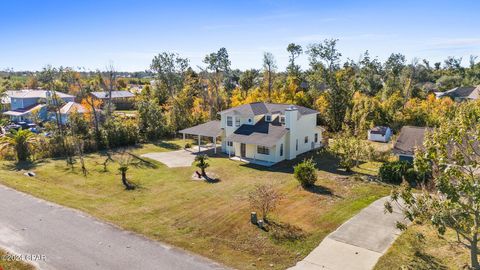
top-left (315, 133), bottom-right (318, 143)
top-left (227, 141), bottom-right (233, 147)
top-left (280, 144), bottom-right (283, 156)
top-left (257, 146), bottom-right (270, 155)
top-left (304, 136), bottom-right (308, 143)
top-left (296, 139), bottom-right (298, 151)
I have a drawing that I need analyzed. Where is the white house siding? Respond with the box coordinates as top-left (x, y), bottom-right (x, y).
top-left (219, 104), bottom-right (322, 164)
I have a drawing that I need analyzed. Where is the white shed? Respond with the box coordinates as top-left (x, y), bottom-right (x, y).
top-left (368, 126), bottom-right (392, 143)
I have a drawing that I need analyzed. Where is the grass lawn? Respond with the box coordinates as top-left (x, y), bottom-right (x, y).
top-left (0, 139), bottom-right (391, 270)
top-left (0, 249), bottom-right (35, 270)
top-left (374, 224), bottom-right (471, 269)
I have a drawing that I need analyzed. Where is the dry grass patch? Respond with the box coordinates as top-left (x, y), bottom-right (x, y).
top-left (0, 249), bottom-right (35, 270)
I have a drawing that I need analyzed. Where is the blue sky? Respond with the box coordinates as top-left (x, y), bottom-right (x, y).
top-left (1, 0), bottom-right (479, 71)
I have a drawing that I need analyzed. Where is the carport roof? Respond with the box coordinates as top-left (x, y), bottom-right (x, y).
top-left (179, 120), bottom-right (222, 137)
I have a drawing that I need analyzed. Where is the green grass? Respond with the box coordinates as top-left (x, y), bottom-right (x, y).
top-left (0, 249), bottom-right (35, 270)
top-left (374, 224), bottom-right (472, 270)
top-left (0, 141), bottom-right (390, 270)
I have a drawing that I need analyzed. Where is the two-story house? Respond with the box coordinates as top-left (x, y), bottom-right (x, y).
top-left (180, 102), bottom-right (323, 166)
top-left (2, 89), bottom-right (76, 123)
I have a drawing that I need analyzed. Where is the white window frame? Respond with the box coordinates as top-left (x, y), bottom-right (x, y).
top-left (280, 143), bottom-right (283, 156)
top-left (227, 141), bottom-right (233, 147)
top-left (305, 136), bottom-right (309, 144)
top-left (279, 116), bottom-right (285, 124)
top-left (257, 146), bottom-right (270, 155)
top-left (235, 117), bottom-right (240, 127)
top-left (265, 115), bottom-right (271, 122)
top-left (227, 116), bottom-right (233, 127)
top-left (315, 133), bottom-right (318, 143)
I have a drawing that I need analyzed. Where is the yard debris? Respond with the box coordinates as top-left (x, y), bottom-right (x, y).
top-left (24, 171), bottom-right (36, 177)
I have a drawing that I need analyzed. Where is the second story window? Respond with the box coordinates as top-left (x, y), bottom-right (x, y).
top-left (235, 117), bottom-right (240, 127)
top-left (280, 116), bottom-right (285, 124)
top-left (315, 133), bottom-right (318, 143)
top-left (265, 115), bottom-right (271, 122)
top-left (305, 136), bottom-right (309, 143)
top-left (227, 116), bottom-right (233, 127)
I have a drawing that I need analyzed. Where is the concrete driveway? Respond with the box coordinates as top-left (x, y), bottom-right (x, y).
top-left (0, 185), bottom-right (227, 270)
top-left (289, 197), bottom-right (407, 270)
top-left (141, 146), bottom-right (217, 168)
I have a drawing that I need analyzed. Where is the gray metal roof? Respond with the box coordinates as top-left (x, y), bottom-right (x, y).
top-left (436, 86), bottom-right (479, 100)
top-left (218, 102), bottom-right (318, 117)
top-left (393, 126), bottom-right (432, 156)
top-left (369, 126), bottom-right (390, 136)
top-left (226, 117), bottom-right (287, 147)
top-left (7, 89), bottom-right (75, 99)
top-left (178, 120), bottom-right (222, 137)
top-left (90, 91), bottom-right (135, 99)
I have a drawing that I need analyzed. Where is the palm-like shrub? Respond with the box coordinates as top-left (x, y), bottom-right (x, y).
top-left (0, 129), bottom-right (37, 161)
top-left (195, 154), bottom-right (209, 176)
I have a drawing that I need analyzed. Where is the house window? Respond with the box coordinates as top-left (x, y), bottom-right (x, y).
top-left (265, 115), bottom-right (271, 122)
top-left (315, 133), bottom-right (318, 143)
top-left (305, 136), bottom-right (309, 143)
top-left (257, 146), bottom-right (270, 155)
top-left (248, 118), bottom-right (252, 123)
top-left (227, 141), bottom-right (233, 147)
top-left (296, 139), bottom-right (298, 151)
top-left (227, 116), bottom-right (232, 127)
top-left (235, 117), bottom-right (240, 127)
top-left (280, 116), bottom-right (285, 124)
top-left (280, 144), bottom-right (283, 156)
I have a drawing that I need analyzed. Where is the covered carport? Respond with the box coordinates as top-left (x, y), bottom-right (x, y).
top-left (178, 120), bottom-right (222, 154)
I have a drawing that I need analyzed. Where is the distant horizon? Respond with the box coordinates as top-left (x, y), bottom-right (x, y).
top-left (1, 0), bottom-right (479, 72)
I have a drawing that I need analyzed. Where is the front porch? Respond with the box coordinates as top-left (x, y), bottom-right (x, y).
top-left (229, 156), bottom-right (276, 167)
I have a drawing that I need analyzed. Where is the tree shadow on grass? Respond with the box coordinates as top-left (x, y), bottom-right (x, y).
top-left (304, 184), bottom-right (342, 198)
top-left (267, 220), bottom-right (306, 243)
top-left (152, 141), bottom-right (182, 151)
top-left (406, 251), bottom-right (448, 270)
top-left (2, 160), bottom-right (46, 171)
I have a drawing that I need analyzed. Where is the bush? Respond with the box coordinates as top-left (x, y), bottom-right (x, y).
top-left (184, 142), bottom-right (192, 149)
top-left (294, 159), bottom-right (317, 188)
top-left (379, 161), bottom-right (417, 185)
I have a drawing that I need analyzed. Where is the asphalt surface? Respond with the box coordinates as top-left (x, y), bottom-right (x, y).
top-left (289, 197), bottom-right (407, 270)
top-left (0, 184), bottom-right (227, 270)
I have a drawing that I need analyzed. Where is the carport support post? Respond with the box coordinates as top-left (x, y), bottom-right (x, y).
top-left (213, 137), bottom-right (217, 154)
top-left (183, 133), bottom-right (185, 144)
top-left (198, 135), bottom-right (201, 153)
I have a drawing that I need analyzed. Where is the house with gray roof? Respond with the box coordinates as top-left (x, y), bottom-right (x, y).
top-left (393, 126), bottom-right (432, 162)
top-left (90, 90), bottom-right (136, 110)
top-left (435, 86), bottom-right (479, 102)
top-left (179, 102), bottom-right (323, 166)
top-left (2, 89), bottom-right (75, 123)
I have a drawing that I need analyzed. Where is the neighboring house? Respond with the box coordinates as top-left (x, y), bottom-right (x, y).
top-left (393, 126), bottom-right (432, 162)
top-left (368, 126), bottom-right (392, 143)
top-left (90, 90), bottom-right (136, 110)
top-left (2, 89), bottom-right (75, 123)
top-left (180, 102), bottom-right (323, 166)
top-left (435, 86), bottom-right (479, 102)
top-left (58, 102), bottom-right (87, 125)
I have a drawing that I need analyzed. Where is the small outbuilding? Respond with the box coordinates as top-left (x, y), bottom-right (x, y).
top-left (367, 126), bottom-right (392, 143)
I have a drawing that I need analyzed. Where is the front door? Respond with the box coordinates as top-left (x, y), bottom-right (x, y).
top-left (240, 143), bottom-right (246, 158)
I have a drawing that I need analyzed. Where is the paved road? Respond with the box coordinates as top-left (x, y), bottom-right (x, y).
top-left (0, 184), bottom-right (227, 270)
top-left (289, 197), bottom-right (407, 270)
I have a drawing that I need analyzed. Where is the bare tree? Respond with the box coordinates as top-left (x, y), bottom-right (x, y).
top-left (248, 183), bottom-right (283, 222)
top-left (262, 52), bottom-right (277, 102)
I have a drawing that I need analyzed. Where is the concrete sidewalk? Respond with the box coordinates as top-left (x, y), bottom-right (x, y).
top-left (289, 197), bottom-right (406, 270)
